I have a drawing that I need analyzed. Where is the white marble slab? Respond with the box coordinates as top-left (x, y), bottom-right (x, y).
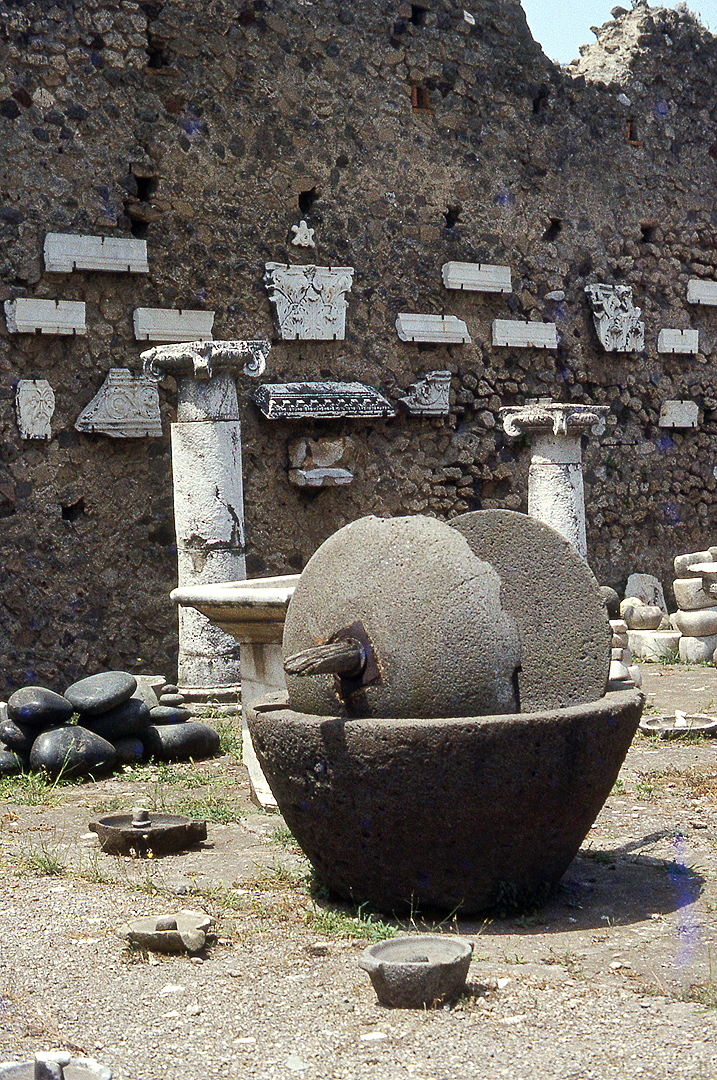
top-left (658, 400), bottom-right (699, 428)
top-left (687, 279), bottom-right (717, 305)
top-left (15, 380), bottom-right (55, 439)
top-left (5, 298), bottom-right (86, 335)
top-left (441, 262), bottom-right (511, 292)
top-left (44, 232), bottom-right (149, 273)
top-left (133, 308), bottom-right (215, 342)
top-left (395, 313), bottom-right (471, 344)
top-left (657, 328), bottom-right (699, 354)
top-left (492, 319), bottom-right (557, 349)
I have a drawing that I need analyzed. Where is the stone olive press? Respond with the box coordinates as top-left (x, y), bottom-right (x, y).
top-left (247, 512), bottom-right (644, 913)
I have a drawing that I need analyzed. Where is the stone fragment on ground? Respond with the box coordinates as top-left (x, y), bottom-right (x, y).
top-left (29, 724), bottom-right (118, 777)
top-left (142, 720), bottom-right (220, 761)
top-left (116, 910), bottom-right (216, 954)
top-left (7, 685), bottom-right (73, 726)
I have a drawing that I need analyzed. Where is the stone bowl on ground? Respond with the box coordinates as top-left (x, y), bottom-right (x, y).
top-left (0, 1057), bottom-right (111, 1080)
top-left (358, 935), bottom-right (473, 1008)
top-left (247, 688), bottom-right (644, 914)
top-left (639, 713), bottom-right (717, 738)
top-left (88, 812), bottom-right (208, 856)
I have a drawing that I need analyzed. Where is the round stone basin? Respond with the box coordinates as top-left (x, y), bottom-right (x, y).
top-left (88, 812), bottom-right (207, 856)
top-left (639, 713), bottom-right (717, 739)
top-left (171, 576), bottom-right (299, 644)
top-left (248, 689), bottom-right (643, 913)
top-left (359, 934), bottom-right (473, 1008)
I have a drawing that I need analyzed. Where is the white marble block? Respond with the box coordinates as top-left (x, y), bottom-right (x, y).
top-left (395, 313), bottom-right (471, 344)
top-left (15, 380), bottom-right (55, 439)
top-left (133, 308), bottom-right (215, 342)
top-left (75, 368), bottom-right (163, 437)
top-left (657, 328), bottom-right (699, 354)
top-left (5, 298), bottom-right (86, 335)
top-left (687, 278), bottom-right (717, 305)
top-left (441, 262), bottom-right (511, 293)
top-left (264, 263), bottom-right (354, 340)
top-left (44, 232), bottom-right (149, 273)
top-left (658, 400), bottom-right (699, 429)
top-left (492, 320), bottom-right (557, 349)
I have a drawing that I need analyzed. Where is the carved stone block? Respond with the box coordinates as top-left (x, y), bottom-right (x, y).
top-left (5, 298), bottom-right (86, 335)
top-left (441, 262), bottom-right (511, 292)
top-left (44, 232), bottom-right (149, 273)
top-left (264, 263), bottom-right (354, 340)
top-left (585, 284), bottom-right (645, 352)
top-left (397, 371), bottom-right (451, 416)
top-left (75, 368), bottom-right (162, 437)
top-left (288, 436), bottom-right (355, 487)
top-left (687, 279), bottom-right (717, 305)
top-left (657, 328), bottom-right (699, 354)
top-left (395, 314), bottom-right (471, 344)
top-left (253, 382), bottom-right (395, 420)
top-left (15, 380), bottom-right (55, 439)
top-left (133, 308), bottom-right (215, 342)
top-left (492, 320), bottom-right (557, 349)
top-left (658, 400), bottom-right (699, 429)
top-left (291, 220), bottom-right (316, 248)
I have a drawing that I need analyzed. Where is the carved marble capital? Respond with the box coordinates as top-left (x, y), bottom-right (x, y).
top-left (141, 339), bottom-right (270, 381)
top-left (397, 371), bottom-right (451, 416)
top-left (500, 402), bottom-right (609, 439)
top-left (264, 263), bottom-right (354, 340)
top-left (585, 284), bottom-right (645, 352)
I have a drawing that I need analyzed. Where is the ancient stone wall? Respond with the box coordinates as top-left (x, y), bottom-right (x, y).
top-left (1, 0), bottom-right (716, 690)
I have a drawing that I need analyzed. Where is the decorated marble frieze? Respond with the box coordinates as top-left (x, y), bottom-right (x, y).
top-left (75, 368), bottom-right (162, 438)
top-left (397, 371), bottom-right (451, 416)
top-left (264, 263), bottom-right (354, 340)
top-left (253, 382), bottom-right (395, 420)
top-left (15, 379), bottom-right (55, 439)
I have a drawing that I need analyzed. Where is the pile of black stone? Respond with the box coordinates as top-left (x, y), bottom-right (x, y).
top-left (0, 671), bottom-right (221, 777)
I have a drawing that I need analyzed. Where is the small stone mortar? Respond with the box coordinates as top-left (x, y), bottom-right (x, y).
top-left (359, 935), bottom-right (473, 1008)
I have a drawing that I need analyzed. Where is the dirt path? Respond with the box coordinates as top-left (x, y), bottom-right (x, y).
top-left (1, 665), bottom-right (717, 1079)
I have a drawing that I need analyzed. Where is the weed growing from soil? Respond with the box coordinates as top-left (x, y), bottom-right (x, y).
top-left (20, 838), bottom-right (67, 876)
top-left (268, 825), bottom-right (299, 848)
top-left (306, 901), bottom-right (398, 941)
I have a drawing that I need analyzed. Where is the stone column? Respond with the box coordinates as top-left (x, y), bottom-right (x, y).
top-left (500, 401), bottom-right (609, 560)
top-left (142, 339), bottom-right (270, 702)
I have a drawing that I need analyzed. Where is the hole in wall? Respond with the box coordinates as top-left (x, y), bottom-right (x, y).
top-left (411, 84), bottom-right (432, 112)
top-left (640, 221), bottom-right (657, 243)
top-left (444, 204), bottom-right (461, 228)
top-left (61, 498), bottom-right (85, 522)
top-left (136, 175), bottom-right (158, 202)
top-left (411, 4), bottom-right (428, 26)
top-left (532, 86), bottom-right (549, 114)
top-left (298, 186), bottom-right (318, 214)
top-left (131, 220), bottom-right (149, 238)
top-left (626, 118), bottom-right (642, 146)
top-left (543, 217), bottom-right (562, 242)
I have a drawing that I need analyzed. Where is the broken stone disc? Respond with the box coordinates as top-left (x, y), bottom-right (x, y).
top-left (0, 1058), bottom-right (111, 1080)
top-left (88, 811), bottom-right (207, 856)
top-left (450, 509), bottom-right (611, 711)
top-left (639, 714), bottom-right (717, 739)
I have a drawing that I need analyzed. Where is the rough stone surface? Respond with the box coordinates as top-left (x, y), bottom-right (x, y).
top-left (624, 573), bottom-right (668, 614)
top-left (672, 608), bottom-right (717, 637)
top-left (678, 634), bottom-right (717, 664)
top-left (600, 586), bottom-right (620, 619)
top-left (674, 551), bottom-right (714, 577)
top-left (7, 686), bottom-right (73, 727)
top-left (64, 671), bottom-right (137, 716)
top-left (142, 720), bottom-right (220, 762)
top-left (29, 725), bottom-right (118, 777)
top-left (3, 2), bottom-right (717, 687)
top-left (283, 515), bottom-right (520, 719)
top-left (451, 510), bottom-right (610, 710)
top-left (112, 735), bottom-right (145, 764)
top-left (673, 576), bottom-right (717, 611)
top-left (627, 629), bottom-right (681, 661)
top-left (82, 696), bottom-right (150, 741)
top-left (116, 911), bottom-right (215, 955)
top-left (248, 689), bottom-right (643, 912)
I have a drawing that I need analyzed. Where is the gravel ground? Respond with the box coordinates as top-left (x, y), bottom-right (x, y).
top-left (2, 664), bottom-right (717, 1079)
